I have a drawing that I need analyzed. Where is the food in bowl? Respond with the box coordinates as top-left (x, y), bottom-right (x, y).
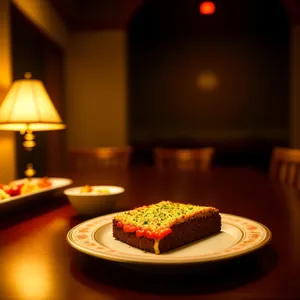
top-left (79, 185), bottom-right (110, 194)
top-left (64, 185), bottom-right (124, 216)
top-left (113, 200), bottom-right (221, 254)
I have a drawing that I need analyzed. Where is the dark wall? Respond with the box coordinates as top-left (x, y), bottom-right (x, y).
top-left (10, 4), bottom-right (66, 178)
top-left (128, 0), bottom-right (290, 146)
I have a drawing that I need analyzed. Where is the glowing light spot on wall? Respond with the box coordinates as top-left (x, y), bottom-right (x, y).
top-left (200, 2), bottom-right (215, 15)
top-left (197, 71), bottom-right (218, 91)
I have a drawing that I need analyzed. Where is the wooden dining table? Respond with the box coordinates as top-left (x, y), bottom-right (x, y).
top-left (1, 166), bottom-right (300, 300)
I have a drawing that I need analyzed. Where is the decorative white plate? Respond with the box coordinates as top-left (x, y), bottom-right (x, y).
top-left (0, 177), bottom-right (73, 209)
top-left (67, 212), bottom-right (272, 265)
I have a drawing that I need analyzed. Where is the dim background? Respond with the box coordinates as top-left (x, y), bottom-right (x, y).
top-left (1, 0), bottom-right (300, 181)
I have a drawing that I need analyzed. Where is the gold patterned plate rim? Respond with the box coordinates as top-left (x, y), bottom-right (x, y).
top-left (67, 212), bottom-right (272, 265)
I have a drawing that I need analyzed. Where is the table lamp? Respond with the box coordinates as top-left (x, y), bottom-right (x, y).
top-left (0, 72), bottom-right (66, 178)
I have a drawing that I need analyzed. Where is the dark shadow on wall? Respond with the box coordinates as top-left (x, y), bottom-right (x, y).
top-left (127, 0), bottom-right (290, 168)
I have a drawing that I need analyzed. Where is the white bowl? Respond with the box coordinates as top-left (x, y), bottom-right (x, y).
top-left (64, 185), bottom-right (124, 216)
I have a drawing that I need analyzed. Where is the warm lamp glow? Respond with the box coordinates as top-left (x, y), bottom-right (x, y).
top-left (200, 1), bottom-right (215, 15)
top-left (0, 73), bottom-right (65, 131)
top-left (0, 73), bottom-right (66, 178)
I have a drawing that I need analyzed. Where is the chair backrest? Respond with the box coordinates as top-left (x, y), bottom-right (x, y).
top-left (68, 146), bottom-right (133, 171)
top-left (154, 147), bottom-right (215, 171)
top-left (269, 147), bottom-right (300, 187)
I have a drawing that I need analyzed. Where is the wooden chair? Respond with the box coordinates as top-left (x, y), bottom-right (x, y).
top-left (154, 147), bottom-right (215, 172)
top-left (68, 146), bottom-right (133, 171)
top-left (269, 147), bottom-right (300, 187)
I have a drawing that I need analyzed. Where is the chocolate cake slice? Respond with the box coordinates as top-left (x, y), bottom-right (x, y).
top-left (112, 201), bottom-right (221, 254)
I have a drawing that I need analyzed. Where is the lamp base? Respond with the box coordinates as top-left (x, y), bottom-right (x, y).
top-left (22, 130), bottom-right (36, 150)
top-left (20, 130), bottom-right (36, 179)
top-left (24, 163), bottom-right (36, 179)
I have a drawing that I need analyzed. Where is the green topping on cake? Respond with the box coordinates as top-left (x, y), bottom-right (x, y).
top-left (114, 200), bottom-right (218, 231)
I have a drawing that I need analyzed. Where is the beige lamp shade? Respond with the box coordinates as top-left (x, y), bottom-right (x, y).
top-left (0, 74), bottom-right (66, 131)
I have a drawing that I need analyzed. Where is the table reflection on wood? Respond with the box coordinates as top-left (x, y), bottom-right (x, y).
top-left (1, 167), bottom-right (300, 300)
